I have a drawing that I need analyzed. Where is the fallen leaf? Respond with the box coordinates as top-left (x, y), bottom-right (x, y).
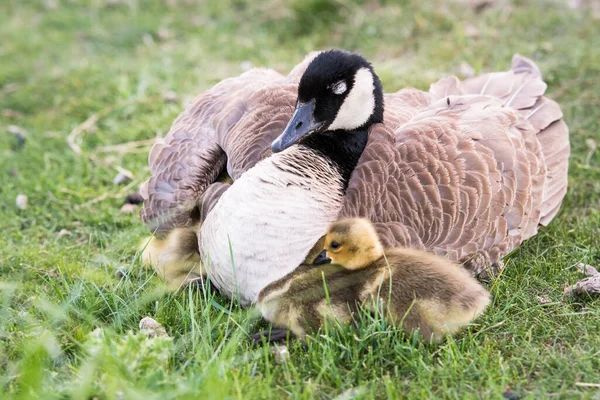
top-left (564, 276), bottom-right (600, 297)
top-left (577, 262), bottom-right (599, 276)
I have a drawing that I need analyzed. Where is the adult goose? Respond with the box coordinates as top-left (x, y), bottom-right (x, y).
top-left (140, 50), bottom-right (569, 306)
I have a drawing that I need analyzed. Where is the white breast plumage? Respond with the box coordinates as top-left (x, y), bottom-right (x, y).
top-left (199, 146), bottom-right (344, 306)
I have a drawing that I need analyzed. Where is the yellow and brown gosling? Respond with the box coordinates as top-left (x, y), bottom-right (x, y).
top-left (139, 224), bottom-right (206, 290)
top-left (255, 218), bottom-right (490, 343)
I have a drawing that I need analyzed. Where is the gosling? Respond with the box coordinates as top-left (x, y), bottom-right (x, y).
top-left (255, 218), bottom-right (490, 343)
top-left (139, 225), bottom-right (206, 290)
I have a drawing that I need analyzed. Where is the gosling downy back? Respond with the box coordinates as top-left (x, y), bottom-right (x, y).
top-left (257, 243), bottom-right (490, 342)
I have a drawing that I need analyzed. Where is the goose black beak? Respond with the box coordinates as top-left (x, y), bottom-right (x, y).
top-left (272, 99), bottom-right (324, 153)
top-left (313, 250), bottom-right (331, 265)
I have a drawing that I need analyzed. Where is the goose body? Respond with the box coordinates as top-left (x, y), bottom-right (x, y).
top-left (141, 50), bottom-right (569, 305)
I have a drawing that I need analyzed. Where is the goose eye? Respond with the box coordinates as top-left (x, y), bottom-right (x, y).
top-left (330, 241), bottom-right (341, 249)
top-left (331, 81), bottom-right (347, 95)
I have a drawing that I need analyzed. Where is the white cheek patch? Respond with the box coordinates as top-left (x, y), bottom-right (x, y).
top-left (331, 80), bottom-right (347, 95)
top-left (328, 68), bottom-right (375, 131)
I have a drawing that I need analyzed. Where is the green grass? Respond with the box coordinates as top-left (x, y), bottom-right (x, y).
top-left (1, 0), bottom-right (600, 398)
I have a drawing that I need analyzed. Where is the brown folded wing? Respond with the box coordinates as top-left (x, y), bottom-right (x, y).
top-left (340, 55), bottom-right (569, 274)
top-left (140, 54), bottom-right (321, 235)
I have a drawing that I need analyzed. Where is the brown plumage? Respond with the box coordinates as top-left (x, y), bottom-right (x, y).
top-left (256, 218), bottom-right (490, 341)
top-left (140, 51), bottom-right (569, 295)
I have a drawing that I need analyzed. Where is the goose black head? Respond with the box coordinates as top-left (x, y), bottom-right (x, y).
top-left (272, 50), bottom-right (384, 153)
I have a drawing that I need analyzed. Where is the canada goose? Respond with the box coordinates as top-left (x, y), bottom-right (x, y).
top-left (140, 50), bottom-right (569, 305)
top-left (255, 218), bottom-right (490, 342)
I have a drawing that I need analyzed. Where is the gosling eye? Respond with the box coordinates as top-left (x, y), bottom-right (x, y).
top-left (330, 241), bottom-right (341, 249)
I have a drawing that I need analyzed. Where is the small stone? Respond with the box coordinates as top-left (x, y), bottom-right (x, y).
top-left (585, 139), bottom-right (597, 167)
top-left (57, 229), bottom-right (72, 239)
top-left (139, 316), bottom-right (170, 338)
top-left (190, 16), bottom-right (205, 27)
top-left (115, 267), bottom-right (128, 279)
top-left (541, 42), bottom-right (553, 52)
top-left (90, 327), bottom-right (103, 339)
top-left (103, 155), bottom-right (118, 166)
top-left (8, 168), bottom-right (18, 177)
top-left (162, 90), bottom-right (178, 103)
top-left (458, 62), bottom-right (475, 78)
top-left (464, 24), bottom-right (480, 38)
top-left (535, 295), bottom-right (552, 304)
top-left (16, 194), bottom-right (28, 210)
top-left (113, 167), bottom-right (134, 185)
top-left (272, 345), bottom-right (289, 364)
top-left (120, 203), bottom-right (138, 214)
top-left (240, 61), bottom-right (253, 72)
top-left (142, 33), bottom-right (155, 47)
top-left (44, 0), bottom-right (59, 9)
top-left (113, 173), bottom-right (131, 185)
top-left (8, 125), bottom-right (27, 149)
top-left (125, 192), bottom-right (144, 205)
top-left (332, 387), bottom-right (367, 400)
top-left (8, 125), bottom-right (27, 135)
top-left (503, 386), bottom-right (520, 400)
top-left (157, 27), bottom-right (171, 41)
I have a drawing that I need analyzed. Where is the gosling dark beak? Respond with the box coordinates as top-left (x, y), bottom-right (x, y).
top-left (313, 250), bottom-right (331, 265)
top-left (271, 99), bottom-right (324, 153)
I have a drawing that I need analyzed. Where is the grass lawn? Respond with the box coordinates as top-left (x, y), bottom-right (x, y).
top-left (2, 0), bottom-right (600, 398)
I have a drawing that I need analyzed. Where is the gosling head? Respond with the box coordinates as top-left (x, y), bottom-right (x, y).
top-left (271, 49), bottom-right (384, 153)
top-left (313, 218), bottom-right (384, 270)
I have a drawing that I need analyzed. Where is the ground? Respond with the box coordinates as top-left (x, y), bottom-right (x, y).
top-left (1, 0), bottom-right (600, 398)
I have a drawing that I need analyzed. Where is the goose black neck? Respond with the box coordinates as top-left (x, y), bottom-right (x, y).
top-left (300, 129), bottom-right (369, 188)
